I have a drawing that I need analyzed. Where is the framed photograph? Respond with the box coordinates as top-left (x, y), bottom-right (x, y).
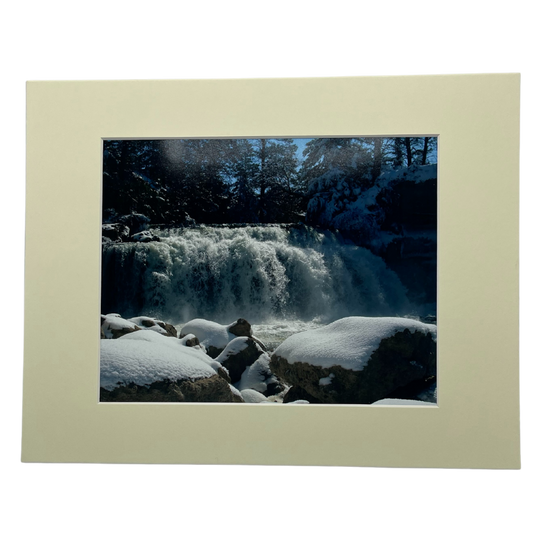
top-left (99, 135), bottom-right (438, 406)
top-left (23, 75), bottom-right (520, 467)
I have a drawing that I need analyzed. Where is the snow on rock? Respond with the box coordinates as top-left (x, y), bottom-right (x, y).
top-left (128, 316), bottom-right (167, 335)
top-left (101, 313), bottom-right (140, 339)
top-left (179, 333), bottom-right (206, 352)
top-left (236, 353), bottom-right (283, 396)
top-left (271, 316), bottom-right (437, 404)
top-left (102, 223), bottom-right (130, 243)
top-left (128, 316), bottom-right (177, 337)
top-left (215, 337), bottom-right (251, 361)
top-left (100, 330), bottom-right (218, 391)
top-left (102, 313), bottom-right (177, 339)
top-left (240, 388), bottom-right (270, 403)
top-left (213, 336), bottom-right (266, 383)
top-left (131, 230), bottom-right (160, 242)
top-left (370, 398), bottom-right (437, 407)
top-left (179, 318), bottom-right (254, 359)
top-left (273, 316), bottom-right (436, 371)
top-left (180, 319), bottom-right (234, 350)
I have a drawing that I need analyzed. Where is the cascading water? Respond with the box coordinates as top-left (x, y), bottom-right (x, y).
top-left (101, 224), bottom-right (413, 325)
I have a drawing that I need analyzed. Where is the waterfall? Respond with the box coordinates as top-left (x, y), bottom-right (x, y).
top-left (101, 224), bottom-right (413, 324)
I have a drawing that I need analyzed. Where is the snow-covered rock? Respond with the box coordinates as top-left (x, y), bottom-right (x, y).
top-left (179, 333), bottom-right (204, 350)
top-left (101, 313), bottom-right (140, 339)
top-left (128, 316), bottom-right (177, 337)
top-left (100, 330), bottom-right (241, 402)
top-left (101, 313), bottom-right (178, 339)
top-left (180, 318), bottom-right (255, 358)
top-left (102, 223), bottom-right (130, 243)
top-left (131, 230), bottom-right (160, 243)
top-left (271, 316), bottom-right (436, 404)
top-left (236, 353), bottom-right (284, 397)
top-left (214, 337), bottom-right (264, 383)
top-left (101, 330), bottom-right (217, 389)
top-left (118, 212), bottom-right (151, 234)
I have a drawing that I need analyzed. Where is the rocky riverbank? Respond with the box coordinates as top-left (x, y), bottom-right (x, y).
top-left (100, 314), bottom-right (437, 405)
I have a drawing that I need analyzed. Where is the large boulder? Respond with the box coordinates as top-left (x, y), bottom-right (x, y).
top-left (100, 330), bottom-right (242, 402)
top-left (100, 375), bottom-right (243, 403)
top-left (270, 317), bottom-right (436, 404)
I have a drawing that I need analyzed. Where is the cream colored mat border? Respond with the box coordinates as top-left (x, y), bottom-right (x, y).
top-left (23, 75), bottom-right (520, 467)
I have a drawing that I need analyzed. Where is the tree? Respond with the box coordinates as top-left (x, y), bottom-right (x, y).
top-left (176, 138), bottom-right (237, 223)
top-left (392, 137), bottom-right (404, 167)
top-left (228, 139), bottom-right (259, 222)
top-left (102, 140), bottom-right (170, 222)
top-left (391, 137), bottom-right (437, 167)
top-left (252, 138), bottom-right (302, 222)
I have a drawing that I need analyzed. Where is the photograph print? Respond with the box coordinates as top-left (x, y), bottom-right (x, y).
top-left (100, 136), bottom-right (437, 405)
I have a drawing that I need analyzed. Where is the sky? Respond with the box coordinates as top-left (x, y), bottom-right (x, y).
top-left (292, 137), bottom-right (438, 165)
top-left (293, 138), bottom-right (311, 160)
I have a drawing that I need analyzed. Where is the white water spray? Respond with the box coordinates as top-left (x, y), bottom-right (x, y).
top-left (101, 225), bottom-right (412, 324)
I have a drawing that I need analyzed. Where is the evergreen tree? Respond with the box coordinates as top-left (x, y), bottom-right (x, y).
top-left (228, 139), bottom-right (259, 222)
top-left (252, 138), bottom-right (302, 222)
top-left (392, 137), bottom-right (404, 167)
top-left (102, 140), bottom-right (170, 222)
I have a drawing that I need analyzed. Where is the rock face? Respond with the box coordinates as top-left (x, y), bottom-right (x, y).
top-left (100, 374), bottom-right (243, 403)
top-left (270, 324), bottom-right (436, 405)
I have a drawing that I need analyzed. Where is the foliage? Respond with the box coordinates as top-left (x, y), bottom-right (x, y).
top-left (102, 137), bottom-right (437, 227)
